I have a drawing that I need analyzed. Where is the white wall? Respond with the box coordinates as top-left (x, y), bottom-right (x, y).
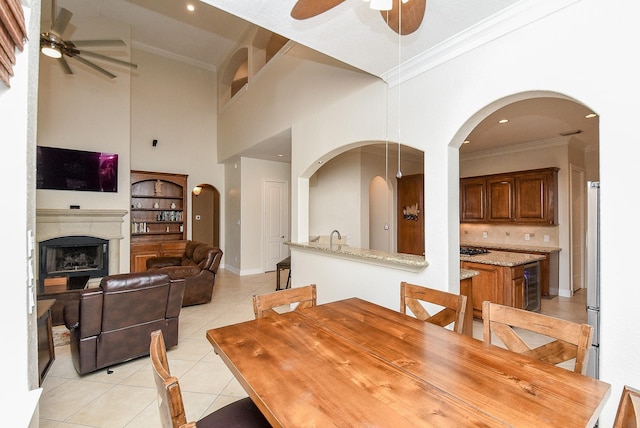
top-left (4, 0), bottom-right (42, 424)
top-left (130, 49), bottom-right (222, 252)
top-left (216, 1), bottom-right (640, 423)
top-left (240, 157), bottom-right (290, 274)
top-left (37, 24), bottom-right (222, 273)
top-left (310, 150), bottom-right (364, 247)
top-left (224, 158), bottom-right (242, 273)
top-left (36, 13), bottom-right (132, 270)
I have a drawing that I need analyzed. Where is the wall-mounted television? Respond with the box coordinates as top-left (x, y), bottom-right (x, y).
top-left (36, 146), bottom-right (118, 192)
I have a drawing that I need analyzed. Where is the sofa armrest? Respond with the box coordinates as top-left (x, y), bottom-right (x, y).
top-left (63, 300), bottom-right (80, 330)
top-left (147, 256), bottom-right (182, 270)
top-left (155, 265), bottom-right (201, 280)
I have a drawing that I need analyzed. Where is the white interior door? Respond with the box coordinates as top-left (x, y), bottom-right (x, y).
top-left (264, 179), bottom-right (289, 271)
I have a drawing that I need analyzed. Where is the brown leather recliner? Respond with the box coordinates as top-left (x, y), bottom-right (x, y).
top-left (145, 241), bottom-right (223, 306)
top-left (63, 271), bottom-right (184, 375)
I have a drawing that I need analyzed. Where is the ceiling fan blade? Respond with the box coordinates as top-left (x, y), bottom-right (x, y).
top-left (72, 55), bottom-right (117, 79)
top-left (77, 50), bottom-right (138, 69)
top-left (291, 0), bottom-right (345, 19)
top-left (58, 56), bottom-right (73, 74)
top-left (70, 39), bottom-right (126, 48)
top-left (51, 7), bottom-right (73, 37)
top-left (381, 0), bottom-right (426, 35)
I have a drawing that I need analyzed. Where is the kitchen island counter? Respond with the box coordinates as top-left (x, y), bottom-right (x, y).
top-left (460, 250), bottom-right (545, 267)
top-left (461, 241), bottom-right (560, 254)
top-left (287, 241), bottom-right (428, 271)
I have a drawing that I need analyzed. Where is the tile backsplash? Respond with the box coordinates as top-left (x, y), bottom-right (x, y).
top-left (460, 223), bottom-right (559, 247)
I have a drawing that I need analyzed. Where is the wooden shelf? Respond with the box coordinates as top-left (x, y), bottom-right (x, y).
top-left (130, 170), bottom-right (188, 271)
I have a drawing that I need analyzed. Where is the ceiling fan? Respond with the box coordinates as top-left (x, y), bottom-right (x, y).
top-left (290, 0), bottom-right (426, 35)
top-left (39, 1), bottom-right (137, 79)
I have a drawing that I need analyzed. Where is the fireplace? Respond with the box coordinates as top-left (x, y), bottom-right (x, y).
top-left (39, 236), bottom-right (109, 289)
top-left (36, 209), bottom-right (127, 292)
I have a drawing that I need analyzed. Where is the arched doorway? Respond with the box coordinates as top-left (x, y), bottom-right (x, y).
top-left (191, 184), bottom-right (220, 247)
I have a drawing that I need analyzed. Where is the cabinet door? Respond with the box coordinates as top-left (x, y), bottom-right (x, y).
top-left (460, 177), bottom-right (486, 222)
top-left (487, 176), bottom-right (514, 222)
top-left (160, 240), bottom-right (188, 257)
top-left (130, 243), bottom-right (161, 273)
top-left (512, 276), bottom-right (525, 310)
top-left (461, 261), bottom-right (503, 318)
top-left (514, 169), bottom-right (557, 224)
top-left (397, 174), bottom-right (424, 255)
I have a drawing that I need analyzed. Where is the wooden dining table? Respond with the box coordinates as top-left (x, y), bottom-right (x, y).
top-left (206, 297), bottom-right (610, 427)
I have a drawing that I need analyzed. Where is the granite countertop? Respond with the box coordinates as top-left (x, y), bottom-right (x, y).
top-left (461, 241), bottom-right (561, 253)
top-left (286, 241), bottom-right (429, 271)
top-left (460, 268), bottom-right (479, 280)
top-left (460, 250), bottom-right (546, 267)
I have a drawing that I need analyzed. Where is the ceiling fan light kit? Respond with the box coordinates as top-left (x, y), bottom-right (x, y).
top-left (366, 0), bottom-right (392, 11)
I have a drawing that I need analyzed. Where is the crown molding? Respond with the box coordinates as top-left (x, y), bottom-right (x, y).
top-left (383, 0), bottom-right (581, 86)
top-left (459, 136), bottom-right (571, 162)
top-left (131, 41), bottom-right (217, 72)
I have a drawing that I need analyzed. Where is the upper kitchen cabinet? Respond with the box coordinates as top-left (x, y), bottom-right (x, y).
top-left (487, 175), bottom-right (515, 222)
top-left (513, 169), bottom-right (558, 224)
top-left (460, 177), bottom-right (486, 222)
top-left (397, 174), bottom-right (424, 256)
top-left (460, 168), bottom-right (558, 225)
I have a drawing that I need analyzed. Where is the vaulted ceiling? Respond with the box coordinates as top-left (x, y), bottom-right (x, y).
top-left (46, 0), bottom-right (598, 157)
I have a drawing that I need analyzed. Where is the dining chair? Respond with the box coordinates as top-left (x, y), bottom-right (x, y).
top-left (400, 282), bottom-right (468, 334)
top-left (482, 301), bottom-right (593, 374)
top-left (614, 385), bottom-right (640, 428)
top-left (149, 330), bottom-right (270, 428)
top-left (253, 284), bottom-right (317, 318)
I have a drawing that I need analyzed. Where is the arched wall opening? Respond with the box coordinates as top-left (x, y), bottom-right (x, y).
top-left (191, 184), bottom-right (221, 248)
top-left (305, 140), bottom-right (423, 252)
top-left (452, 89), bottom-right (599, 325)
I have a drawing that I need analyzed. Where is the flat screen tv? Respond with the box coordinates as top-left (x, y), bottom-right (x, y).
top-left (36, 146), bottom-right (118, 192)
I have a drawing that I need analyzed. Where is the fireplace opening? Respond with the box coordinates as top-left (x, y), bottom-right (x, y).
top-left (39, 236), bottom-right (109, 291)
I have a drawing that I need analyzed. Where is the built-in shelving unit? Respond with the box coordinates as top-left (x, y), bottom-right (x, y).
top-left (130, 170), bottom-right (188, 272)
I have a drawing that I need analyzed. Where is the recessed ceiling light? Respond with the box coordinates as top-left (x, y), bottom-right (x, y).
top-left (277, 154), bottom-right (284, 157)
top-left (498, 119), bottom-right (509, 124)
top-left (186, 4), bottom-right (195, 12)
top-left (462, 140), bottom-right (470, 144)
top-left (585, 113), bottom-right (597, 119)
top-left (317, 160), bottom-right (324, 164)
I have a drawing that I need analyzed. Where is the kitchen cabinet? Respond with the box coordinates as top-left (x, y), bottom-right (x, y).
top-left (459, 276), bottom-right (474, 337)
top-left (397, 174), bottom-right (424, 256)
top-left (487, 175), bottom-right (515, 222)
top-left (514, 169), bottom-right (558, 223)
top-left (460, 260), bottom-right (525, 318)
top-left (460, 177), bottom-right (486, 221)
top-left (460, 167), bottom-right (558, 225)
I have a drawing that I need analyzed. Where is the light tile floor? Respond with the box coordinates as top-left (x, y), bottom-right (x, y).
top-left (38, 271), bottom-right (588, 427)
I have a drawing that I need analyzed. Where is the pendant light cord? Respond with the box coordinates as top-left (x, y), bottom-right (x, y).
top-left (396, 0), bottom-right (403, 179)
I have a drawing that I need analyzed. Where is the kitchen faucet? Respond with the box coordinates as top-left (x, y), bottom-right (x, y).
top-left (330, 229), bottom-right (342, 249)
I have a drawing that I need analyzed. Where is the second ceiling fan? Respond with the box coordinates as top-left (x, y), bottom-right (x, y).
top-left (290, 0), bottom-right (426, 35)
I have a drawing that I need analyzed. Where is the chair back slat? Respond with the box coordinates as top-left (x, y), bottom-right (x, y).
top-left (614, 385), bottom-right (640, 428)
top-left (482, 301), bottom-right (593, 374)
top-left (400, 282), bottom-right (467, 334)
top-left (253, 284), bottom-right (317, 319)
top-left (150, 330), bottom-right (189, 428)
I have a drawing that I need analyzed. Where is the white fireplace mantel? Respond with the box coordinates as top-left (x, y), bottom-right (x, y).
top-left (36, 209), bottom-right (128, 279)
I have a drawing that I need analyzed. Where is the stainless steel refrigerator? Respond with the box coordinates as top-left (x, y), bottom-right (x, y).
top-left (586, 181), bottom-right (600, 378)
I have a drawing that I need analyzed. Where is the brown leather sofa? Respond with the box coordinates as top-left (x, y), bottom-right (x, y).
top-left (146, 241), bottom-right (223, 306)
top-left (63, 271), bottom-right (184, 375)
